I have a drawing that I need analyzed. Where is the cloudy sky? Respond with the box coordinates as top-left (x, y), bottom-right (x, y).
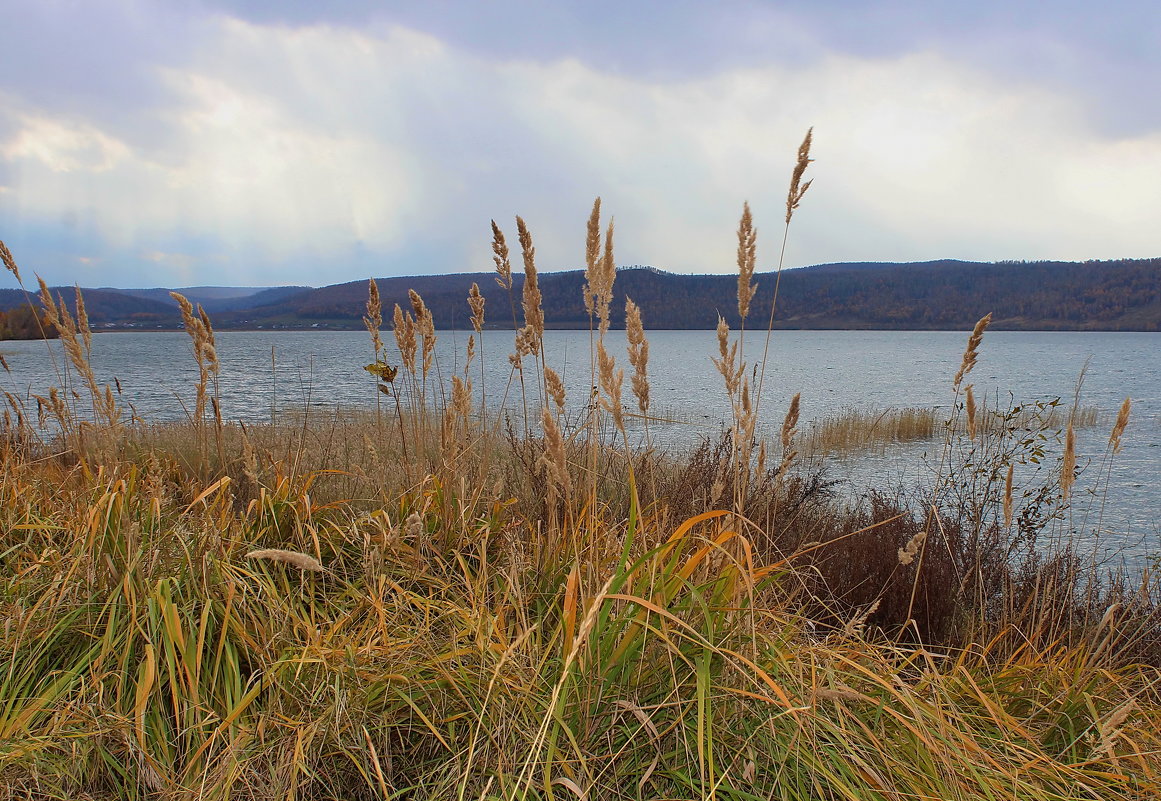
top-left (1, 0), bottom-right (1158, 289)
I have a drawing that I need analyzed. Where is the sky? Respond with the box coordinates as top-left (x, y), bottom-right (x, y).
top-left (1, 0), bottom-right (1159, 289)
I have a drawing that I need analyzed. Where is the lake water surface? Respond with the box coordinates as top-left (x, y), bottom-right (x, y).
top-left (3, 329), bottom-right (1158, 561)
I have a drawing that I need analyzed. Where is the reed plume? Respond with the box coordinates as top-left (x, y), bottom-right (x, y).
top-left (954, 313), bottom-right (992, 389)
top-left (786, 127), bottom-right (814, 224)
top-left (540, 405), bottom-right (571, 504)
top-left (492, 221), bottom-right (512, 290)
top-left (409, 290), bottom-right (435, 379)
top-left (775, 392), bottom-right (801, 481)
top-left (1003, 463), bottom-right (1014, 528)
top-left (0, 240), bottom-right (20, 283)
top-left (1109, 396), bottom-right (1131, 454)
top-left (517, 217), bottom-right (544, 345)
top-left (625, 297), bottom-right (650, 416)
top-left (363, 279), bottom-right (383, 355)
top-left (597, 341), bottom-right (625, 434)
top-left (736, 202), bottom-right (757, 322)
top-left (468, 283), bottom-right (485, 333)
top-left (244, 549), bottom-right (324, 572)
top-left (584, 198), bottom-right (602, 316)
top-left (545, 366), bottom-right (567, 414)
top-left (965, 385), bottom-right (977, 440)
top-left (1061, 423), bottom-right (1077, 501)
top-left (393, 304), bottom-right (417, 375)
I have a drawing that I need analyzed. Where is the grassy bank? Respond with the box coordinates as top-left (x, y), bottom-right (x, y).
top-left (3, 145), bottom-right (1161, 799)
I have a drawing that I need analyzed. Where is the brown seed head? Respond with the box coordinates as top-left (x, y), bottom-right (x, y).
top-left (364, 279), bottom-right (383, 354)
top-left (954, 313), bottom-right (991, 388)
top-left (0, 240), bottom-right (20, 284)
top-left (965, 384), bottom-right (977, 440)
top-left (545, 366), bottom-right (567, 413)
top-left (1061, 423), bottom-right (1077, 501)
top-left (517, 217), bottom-right (544, 340)
top-left (468, 282), bottom-right (485, 333)
top-left (736, 201), bottom-right (757, 321)
top-left (1003, 463), bottom-right (1014, 528)
top-left (1109, 396), bottom-right (1131, 454)
top-left (786, 127), bottom-right (814, 224)
top-left (491, 221), bottom-right (512, 290)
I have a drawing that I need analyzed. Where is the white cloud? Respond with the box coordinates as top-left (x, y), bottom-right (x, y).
top-left (1, 15), bottom-right (1158, 286)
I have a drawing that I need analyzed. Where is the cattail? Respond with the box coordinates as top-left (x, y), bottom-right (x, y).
top-left (0, 240), bottom-right (20, 284)
top-left (468, 283), bottom-right (485, 333)
top-left (953, 313), bottom-right (991, 388)
top-left (1109, 396), bottom-right (1131, 454)
top-left (965, 384), bottom-right (977, 440)
top-left (545, 366), bottom-right (567, 413)
top-left (625, 298), bottom-right (650, 415)
top-left (1061, 423), bottom-right (1076, 501)
top-left (244, 549), bottom-right (324, 572)
top-left (491, 221), bottom-right (512, 290)
top-left (540, 406), bottom-right (571, 500)
top-left (364, 279), bottom-right (383, 355)
top-left (1003, 463), bottom-right (1014, 528)
top-left (736, 202), bottom-right (757, 321)
top-left (516, 217), bottom-right (544, 342)
top-left (403, 511), bottom-right (425, 542)
top-left (786, 128), bottom-right (814, 224)
top-left (897, 530), bottom-right (927, 566)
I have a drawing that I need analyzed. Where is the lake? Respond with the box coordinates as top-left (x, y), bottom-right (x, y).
top-left (3, 328), bottom-right (1158, 562)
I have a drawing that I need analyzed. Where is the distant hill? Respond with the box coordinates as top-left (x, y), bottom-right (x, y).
top-left (108, 285), bottom-right (313, 313)
top-left (220, 257), bottom-right (1161, 332)
top-left (3, 259), bottom-right (1160, 332)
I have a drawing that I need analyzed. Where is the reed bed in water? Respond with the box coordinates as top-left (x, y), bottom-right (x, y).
top-left (2, 133), bottom-right (1160, 800)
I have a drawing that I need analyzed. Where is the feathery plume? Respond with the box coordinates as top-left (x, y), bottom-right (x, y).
top-left (545, 366), bottom-right (567, 413)
top-left (898, 530), bottom-right (927, 566)
top-left (965, 384), bottom-right (977, 440)
top-left (540, 405), bottom-right (571, 501)
top-left (597, 341), bottom-right (625, 433)
top-left (468, 282), bottom-right (485, 333)
top-left (1061, 423), bottom-right (1076, 501)
top-left (392, 303), bottom-right (417, 374)
top-left (736, 202), bottom-right (757, 321)
top-left (363, 279), bottom-right (383, 355)
top-left (0, 240), bottom-right (20, 284)
top-left (517, 216), bottom-right (544, 342)
top-left (1003, 463), bottom-right (1014, 528)
top-left (786, 127), bottom-right (814, 224)
top-left (625, 297), bottom-right (650, 415)
top-left (953, 313), bottom-right (991, 388)
top-left (491, 221), bottom-right (512, 290)
top-left (244, 549), bottom-right (324, 572)
top-left (1109, 396), bottom-right (1131, 454)
top-left (583, 197), bottom-right (602, 315)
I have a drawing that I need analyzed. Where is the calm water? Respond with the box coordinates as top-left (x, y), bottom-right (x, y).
top-left (3, 329), bottom-right (1158, 560)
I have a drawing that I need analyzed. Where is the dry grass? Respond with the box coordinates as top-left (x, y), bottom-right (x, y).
top-left (3, 147), bottom-right (1160, 800)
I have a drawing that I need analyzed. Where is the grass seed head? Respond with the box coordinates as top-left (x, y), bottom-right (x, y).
top-left (786, 127), bottom-right (814, 224)
top-left (1109, 396), bottom-right (1131, 454)
top-left (954, 313), bottom-right (991, 388)
top-left (736, 201), bottom-right (758, 321)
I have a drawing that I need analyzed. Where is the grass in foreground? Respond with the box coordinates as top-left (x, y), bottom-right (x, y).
top-left (3, 140), bottom-right (1160, 800)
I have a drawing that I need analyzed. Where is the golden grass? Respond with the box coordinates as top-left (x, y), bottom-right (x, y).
top-left (2, 139), bottom-right (1159, 800)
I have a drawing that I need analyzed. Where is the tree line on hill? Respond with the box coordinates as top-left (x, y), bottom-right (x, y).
top-left (0, 304), bottom-right (56, 340)
top-left (3, 257), bottom-right (1159, 332)
top-left (261, 257), bottom-right (1161, 332)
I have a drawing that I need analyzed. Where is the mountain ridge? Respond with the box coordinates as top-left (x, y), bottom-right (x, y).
top-left (2, 258), bottom-right (1159, 332)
